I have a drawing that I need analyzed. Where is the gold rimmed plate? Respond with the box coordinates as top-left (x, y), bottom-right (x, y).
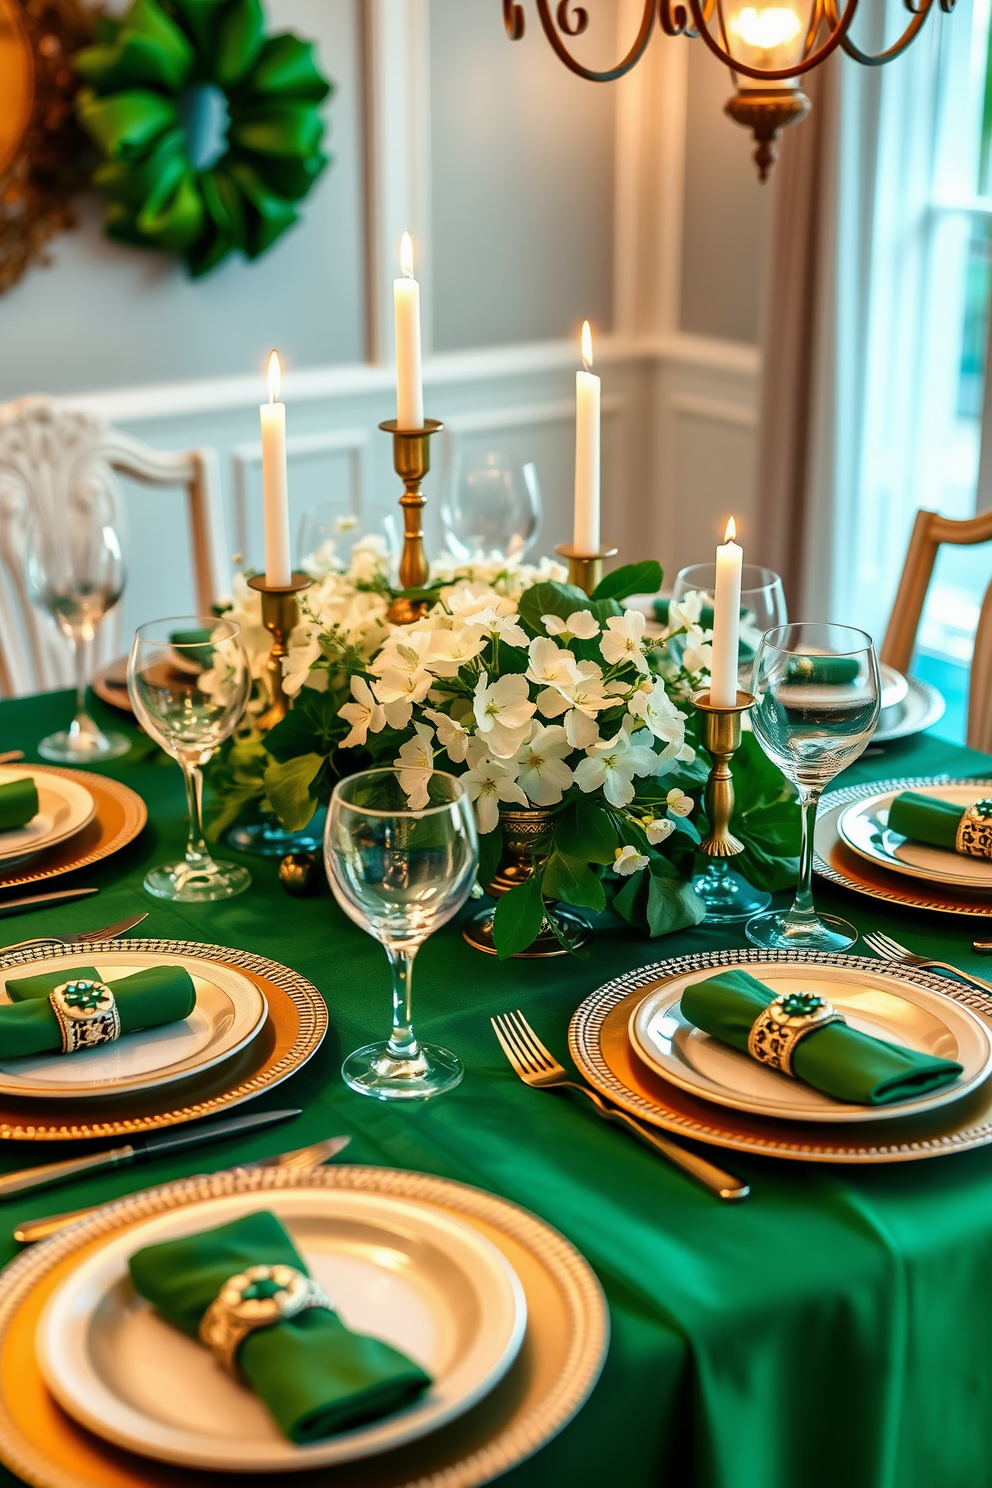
top-left (570, 949), bottom-right (992, 1162)
top-left (815, 775), bottom-right (992, 918)
top-left (837, 781), bottom-right (992, 892)
top-left (0, 768), bottom-right (95, 869)
top-left (0, 939), bottom-right (326, 1140)
top-left (0, 768), bottom-right (146, 892)
top-left (0, 1166), bottom-right (608, 1488)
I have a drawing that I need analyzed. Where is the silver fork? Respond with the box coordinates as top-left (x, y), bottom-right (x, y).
top-left (863, 930), bottom-right (992, 997)
top-left (1, 911), bottom-right (148, 957)
top-left (492, 1010), bottom-right (750, 1201)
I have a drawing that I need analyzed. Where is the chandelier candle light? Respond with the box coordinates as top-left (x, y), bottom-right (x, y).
top-left (248, 350), bottom-right (311, 731)
top-left (383, 232), bottom-right (442, 623)
top-left (557, 321), bottom-right (617, 595)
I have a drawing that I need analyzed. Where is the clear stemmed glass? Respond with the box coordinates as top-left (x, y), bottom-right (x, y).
top-left (296, 502), bottom-right (400, 576)
top-left (25, 509), bottom-right (130, 763)
top-left (441, 450), bottom-right (541, 561)
top-left (746, 622), bottom-right (881, 951)
top-left (325, 767), bottom-right (479, 1101)
top-left (672, 564), bottom-right (788, 922)
top-left (128, 617), bottom-right (252, 902)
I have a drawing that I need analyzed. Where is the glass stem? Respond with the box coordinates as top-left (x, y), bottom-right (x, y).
top-left (179, 760), bottom-right (213, 871)
top-left (70, 628), bottom-right (96, 738)
top-left (790, 789), bottom-right (821, 921)
top-left (385, 946), bottom-right (421, 1062)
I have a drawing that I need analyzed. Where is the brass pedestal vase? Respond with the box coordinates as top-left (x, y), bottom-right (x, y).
top-left (462, 807), bottom-right (592, 958)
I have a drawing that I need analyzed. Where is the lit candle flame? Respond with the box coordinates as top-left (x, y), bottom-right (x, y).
top-left (725, 516), bottom-right (737, 543)
top-left (400, 230), bottom-right (415, 278)
top-left (581, 320), bottom-right (593, 371)
top-left (730, 5), bottom-right (801, 50)
top-left (267, 350), bottom-right (282, 404)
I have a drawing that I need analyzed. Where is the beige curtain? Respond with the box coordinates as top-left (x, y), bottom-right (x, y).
top-left (753, 62), bottom-right (839, 614)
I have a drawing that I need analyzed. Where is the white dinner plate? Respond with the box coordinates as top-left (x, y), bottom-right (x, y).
top-left (37, 1187), bottom-right (528, 1473)
top-left (629, 959), bottom-right (992, 1123)
top-left (838, 783), bottom-right (992, 892)
top-left (0, 768), bottom-right (95, 868)
top-left (873, 675), bottom-right (946, 742)
top-left (0, 950), bottom-right (267, 1098)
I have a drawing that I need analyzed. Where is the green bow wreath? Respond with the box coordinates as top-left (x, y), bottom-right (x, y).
top-left (73, 0), bottom-right (331, 276)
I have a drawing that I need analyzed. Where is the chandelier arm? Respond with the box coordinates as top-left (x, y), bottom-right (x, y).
top-left (839, 0), bottom-right (935, 62)
top-left (658, 0), bottom-right (697, 39)
top-left (532, 0), bottom-right (656, 81)
top-left (503, 1), bottom-right (525, 40)
top-left (685, 0), bottom-right (860, 81)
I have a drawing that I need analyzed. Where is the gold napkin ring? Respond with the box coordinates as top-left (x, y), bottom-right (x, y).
top-left (747, 991), bottom-right (845, 1078)
top-left (49, 979), bottom-right (121, 1055)
top-left (199, 1263), bottom-right (331, 1375)
top-left (956, 799), bottom-right (992, 860)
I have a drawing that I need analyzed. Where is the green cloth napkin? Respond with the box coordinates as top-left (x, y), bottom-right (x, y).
top-left (0, 778), bottom-right (39, 832)
top-left (129, 1210), bottom-right (432, 1444)
top-left (786, 656), bottom-right (861, 685)
top-left (680, 969), bottom-right (963, 1106)
top-left (887, 792), bottom-right (971, 852)
top-left (0, 964), bottom-right (195, 1058)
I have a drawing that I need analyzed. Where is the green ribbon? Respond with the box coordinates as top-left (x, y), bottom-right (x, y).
top-left (74, 0), bottom-right (330, 276)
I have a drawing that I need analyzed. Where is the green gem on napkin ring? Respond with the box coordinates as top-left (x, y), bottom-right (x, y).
top-left (49, 980), bottom-right (121, 1054)
top-left (956, 800), bottom-right (992, 860)
top-left (199, 1263), bottom-right (331, 1376)
top-left (746, 991), bottom-right (845, 1077)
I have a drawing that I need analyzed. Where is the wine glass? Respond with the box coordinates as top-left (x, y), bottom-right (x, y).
top-left (324, 767), bottom-right (479, 1100)
top-left (296, 502), bottom-right (400, 577)
top-left (25, 508), bottom-right (130, 763)
top-left (441, 450), bottom-right (541, 561)
top-left (672, 565), bottom-right (787, 922)
top-left (128, 617), bottom-right (252, 902)
top-left (746, 622), bottom-right (881, 951)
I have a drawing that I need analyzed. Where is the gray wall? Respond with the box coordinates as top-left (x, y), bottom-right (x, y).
top-left (0, 0), bottom-right (366, 400)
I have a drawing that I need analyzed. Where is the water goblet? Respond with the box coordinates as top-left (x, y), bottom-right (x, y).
top-left (441, 450), bottom-right (542, 561)
top-left (324, 767), bottom-right (479, 1100)
top-left (25, 510), bottom-right (130, 763)
top-left (297, 502), bottom-right (400, 578)
top-left (128, 617), bottom-right (252, 902)
top-left (745, 622), bottom-right (881, 951)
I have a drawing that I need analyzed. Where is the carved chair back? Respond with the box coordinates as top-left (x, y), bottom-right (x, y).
top-left (0, 396), bottom-right (229, 698)
top-left (880, 506), bottom-right (992, 752)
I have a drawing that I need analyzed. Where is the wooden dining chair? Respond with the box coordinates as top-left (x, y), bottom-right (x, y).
top-left (880, 506), bottom-right (992, 752)
top-left (0, 396), bottom-right (229, 698)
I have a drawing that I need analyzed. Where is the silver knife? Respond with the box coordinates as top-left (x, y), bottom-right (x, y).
top-left (0, 888), bottom-right (100, 920)
top-left (0, 1107), bottom-right (303, 1200)
top-left (14, 1135), bottom-right (352, 1243)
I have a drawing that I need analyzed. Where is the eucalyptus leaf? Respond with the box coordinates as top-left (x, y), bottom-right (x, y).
top-left (492, 872), bottom-right (547, 959)
top-left (263, 752), bottom-right (324, 831)
top-left (592, 560), bottom-right (662, 602)
top-left (555, 797), bottom-right (617, 864)
top-left (543, 851), bottom-right (606, 912)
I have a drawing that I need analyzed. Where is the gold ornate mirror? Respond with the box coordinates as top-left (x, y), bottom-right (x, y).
top-left (0, 0), bottom-right (94, 295)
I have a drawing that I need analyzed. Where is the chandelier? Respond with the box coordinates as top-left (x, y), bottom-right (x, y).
top-left (501, 0), bottom-right (956, 179)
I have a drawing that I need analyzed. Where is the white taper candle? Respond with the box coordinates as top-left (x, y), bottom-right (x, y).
top-left (394, 231), bottom-right (424, 430)
top-left (260, 350), bottom-right (291, 588)
top-left (710, 517), bottom-right (743, 707)
top-left (573, 320), bottom-right (601, 552)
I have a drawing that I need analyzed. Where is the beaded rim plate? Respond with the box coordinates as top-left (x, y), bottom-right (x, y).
top-left (0, 940), bottom-right (327, 1140)
top-left (0, 1166), bottom-right (608, 1488)
top-left (0, 768), bottom-right (146, 891)
top-left (0, 769), bottom-right (95, 867)
top-left (570, 949), bottom-right (992, 1162)
top-left (815, 775), bottom-right (992, 918)
top-left (837, 783), bottom-right (992, 891)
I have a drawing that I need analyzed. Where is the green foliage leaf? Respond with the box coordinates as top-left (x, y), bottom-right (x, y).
top-left (204, 735), bottom-right (268, 841)
top-left (263, 753), bottom-right (324, 831)
top-left (612, 869), bottom-right (648, 926)
top-left (492, 872), bottom-right (547, 960)
top-left (592, 560), bottom-right (662, 602)
top-left (543, 851), bottom-right (606, 913)
top-left (646, 856), bottom-right (706, 936)
top-left (517, 581), bottom-right (623, 640)
top-left (554, 797), bottom-right (618, 865)
top-left (717, 730), bottom-right (801, 893)
top-left (264, 688), bottom-right (342, 763)
top-left (477, 825), bottom-right (502, 892)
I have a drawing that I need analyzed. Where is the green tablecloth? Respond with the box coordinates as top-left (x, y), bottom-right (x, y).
top-left (2, 690), bottom-right (992, 1488)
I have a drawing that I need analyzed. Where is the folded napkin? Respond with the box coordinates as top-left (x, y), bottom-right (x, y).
top-left (785, 655), bottom-right (861, 685)
top-left (0, 964), bottom-right (195, 1058)
top-left (129, 1210), bottom-right (431, 1444)
top-left (887, 792), bottom-right (973, 853)
top-left (680, 969), bottom-right (963, 1106)
top-left (0, 778), bottom-right (39, 832)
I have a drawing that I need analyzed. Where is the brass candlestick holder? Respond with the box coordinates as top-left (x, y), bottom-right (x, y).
top-left (690, 687), bottom-right (771, 922)
top-left (555, 544), bottom-right (619, 597)
top-left (247, 572), bottom-right (313, 732)
top-left (381, 417), bottom-right (443, 623)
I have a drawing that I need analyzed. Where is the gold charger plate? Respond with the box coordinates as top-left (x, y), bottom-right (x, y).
top-left (569, 949), bottom-right (992, 1162)
top-left (91, 658), bottom-right (132, 715)
top-left (814, 774), bottom-right (992, 918)
top-left (0, 1165), bottom-right (608, 1488)
top-left (0, 940), bottom-right (327, 1141)
top-left (0, 769), bottom-right (146, 892)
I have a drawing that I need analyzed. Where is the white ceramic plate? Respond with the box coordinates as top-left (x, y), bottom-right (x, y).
top-left (37, 1187), bottom-right (528, 1473)
top-left (873, 676), bottom-right (946, 742)
top-left (0, 950), bottom-right (267, 1098)
top-left (838, 783), bottom-right (992, 892)
top-left (0, 769), bottom-right (95, 868)
top-left (628, 959), bottom-right (992, 1122)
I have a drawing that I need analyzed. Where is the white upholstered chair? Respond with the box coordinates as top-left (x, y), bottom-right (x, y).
top-left (0, 396), bottom-right (229, 698)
